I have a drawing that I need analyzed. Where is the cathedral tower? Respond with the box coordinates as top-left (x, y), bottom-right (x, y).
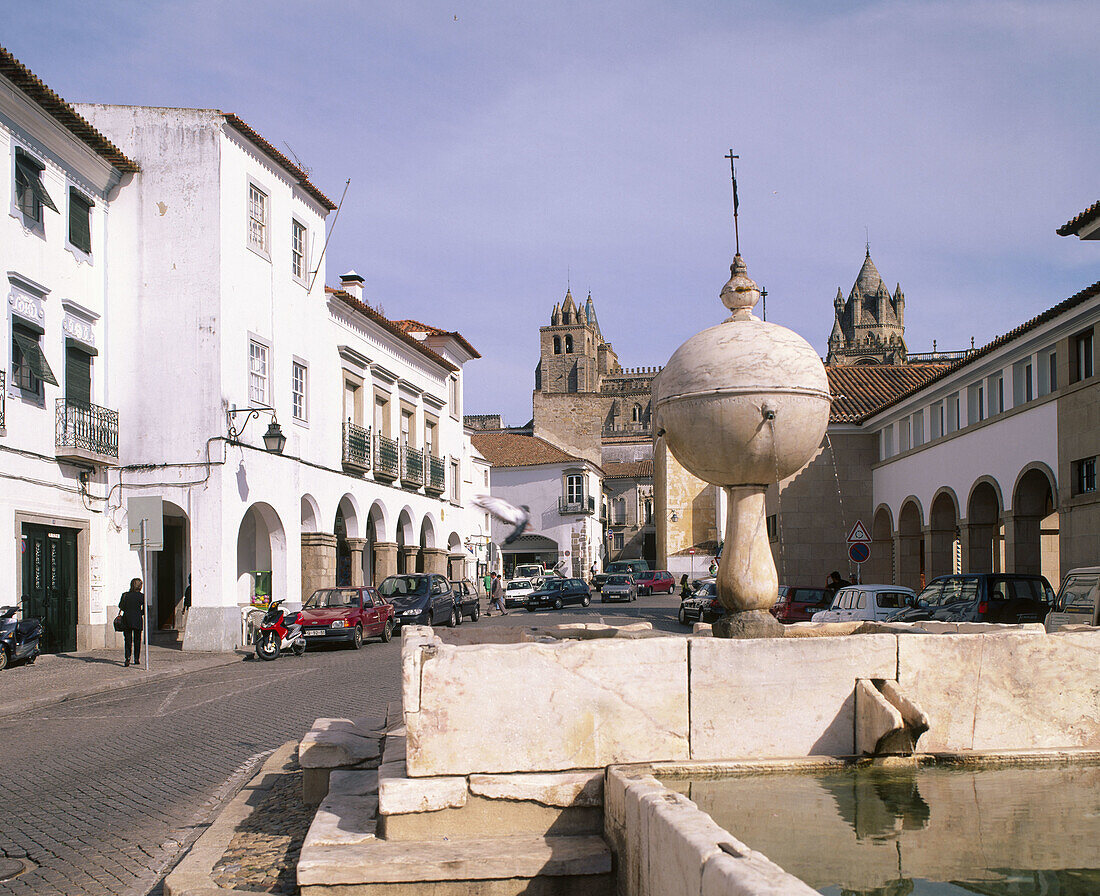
top-left (826, 250), bottom-right (907, 366)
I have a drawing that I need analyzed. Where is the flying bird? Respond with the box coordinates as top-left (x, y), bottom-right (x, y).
top-left (472, 495), bottom-right (531, 545)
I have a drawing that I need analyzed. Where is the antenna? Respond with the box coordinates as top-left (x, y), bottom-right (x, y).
top-left (283, 142), bottom-right (312, 177)
top-left (725, 149), bottom-right (740, 255)
top-left (865, 227), bottom-right (870, 256)
top-left (307, 178), bottom-right (351, 294)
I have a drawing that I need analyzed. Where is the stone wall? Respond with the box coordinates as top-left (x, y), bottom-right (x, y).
top-left (655, 438), bottom-right (719, 569)
top-left (533, 391), bottom-right (606, 465)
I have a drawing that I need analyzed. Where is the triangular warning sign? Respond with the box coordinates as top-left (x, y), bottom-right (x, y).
top-left (847, 520), bottom-right (871, 543)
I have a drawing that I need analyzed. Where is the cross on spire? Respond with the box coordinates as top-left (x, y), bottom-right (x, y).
top-left (725, 149), bottom-right (740, 255)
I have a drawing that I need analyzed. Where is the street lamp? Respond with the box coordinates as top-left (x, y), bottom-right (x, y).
top-left (226, 406), bottom-right (287, 454)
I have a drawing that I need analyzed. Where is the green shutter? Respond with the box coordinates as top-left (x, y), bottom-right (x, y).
top-left (69, 189), bottom-right (92, 253)
top-left (14, 151), bottom-right (58, 214)
top-left (66, 347), bottom-right (92, 406)
top-left (12, 332), bottom-right (59, 387)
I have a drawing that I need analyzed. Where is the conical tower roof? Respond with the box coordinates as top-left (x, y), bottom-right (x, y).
top-left (561, 288), bottom-right (578, 322)
top-left (584, 293), bottom-right (603, 340)
top-left (851, 250), bottom-right (885, 299)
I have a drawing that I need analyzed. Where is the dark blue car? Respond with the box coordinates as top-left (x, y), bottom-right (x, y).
top-left (380, 574), bottom-right (459, 628)
top-left (525, 577), bottom-right (591, 611)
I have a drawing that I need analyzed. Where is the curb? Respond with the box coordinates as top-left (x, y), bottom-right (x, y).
top-left (0, 652), bottom-right (246, 720)
top-left (165, 739), bottom-right (298, 896)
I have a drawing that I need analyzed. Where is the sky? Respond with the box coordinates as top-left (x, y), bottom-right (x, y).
top-left (7, 1), bottom-right (1098, 424)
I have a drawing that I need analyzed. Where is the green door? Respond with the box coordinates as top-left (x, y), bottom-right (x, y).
top-left (21, 524), bottom-right (78, 653)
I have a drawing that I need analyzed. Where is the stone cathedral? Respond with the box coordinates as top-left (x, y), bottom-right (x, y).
top-left (826, 249), bottom-right (907, 366)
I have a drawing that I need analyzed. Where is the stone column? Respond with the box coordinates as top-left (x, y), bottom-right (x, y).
top-left (448, 553), bottom-right (466, 581)
top-left (346, 538), bottom-right (367, 587)
top-left (301, 533), bottom-right (337, 604)
top-left (400, 545), bottom-right (420, 575)
top-left (373, 541), bottom-right (398, 584)
top-left (421, 547), bottom-right (448, 576)
top-left (957, 517), bottom-right (971, 573)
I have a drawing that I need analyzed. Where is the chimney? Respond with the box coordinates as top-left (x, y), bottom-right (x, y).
top-left (340, 270), bottom-right (365, 302)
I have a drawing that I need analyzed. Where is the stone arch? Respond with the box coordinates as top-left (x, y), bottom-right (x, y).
top-left (236, 502), bottom-right (287, 607)
top-left (396, 507), bottom-right (415, 574)
top-left (928, 487), bottom-right (960, 581)
top-left (367, 500), bottom-right (389, 543)
top-left (156, 500), bottom-right (191, 632)
top-left (1011, 463), bottom-right (1058, 579)
top-left (564, 334), bottom-right (573, 353)
top-left (897, 497), bottom-right (924, 591)
top-left (868, 504), bottom-right (894, 584)
top-left (334, 495), bottom-right (361, 587)
top-left (631, 403), bottom-right (643, 423)
top-left (418, 513), bottom-right (441, 575)
top-left (967, 478), bottom-right (1004, 574)
top-left (553, 335), bottom-right (561, 354)
top-left (447, 531), bottom-right (465, 581)
top-left (420, 513), bottom-right (439, 550)
top-left (300, 495), bottom-right (321, 534)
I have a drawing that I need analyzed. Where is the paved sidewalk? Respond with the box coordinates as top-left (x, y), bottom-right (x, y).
top-left (0, 643), bottom-right (245, 719)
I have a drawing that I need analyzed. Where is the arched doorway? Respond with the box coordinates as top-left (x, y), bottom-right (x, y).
top-left (967, 480), bottom-right (1003, 574)
top-left (1012, 466), bottom-right (1058, 580)
top-left (928, 489), bottom-right (960, 581)
top-left (396, 509), bottom-right (415, 574)
top-left (367, 501), bottom-right (389, 586)
top-left (155, 501), bottom-right (191, 634)
top-left (419, 514), bottom-right (440, 574)
top-left (869, 505), bottom-right (894, 584)
top-left (237, 503), bottom-right (287, 607)
top-left (334, 496), bottom-right (359, 587)
top-left (897, 499), bottom-right (924, 591)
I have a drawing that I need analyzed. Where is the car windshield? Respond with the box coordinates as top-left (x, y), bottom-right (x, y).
top-left (514, 566), bottom-right (541, 577)
top-left (606, 575), bottom-right (631, 585)
top-left (695, 582), bottom-right (717, 597)
top-left (507, 580), bottom-right (531, 590)
top-left (918, 578), bottom-right (978, 608)
top-left (540, 579), bottom-right (565, 591)
top-left (1058, 573), bottom-right (1099, 612)
top-left (304, 589), bottom-right (359, 609)
top-left (608, 563), bottom-right (634, 573)
top-left (379, 576), bottom-right (430, 597)
top-left (875, 592), bottom-right (910, 609)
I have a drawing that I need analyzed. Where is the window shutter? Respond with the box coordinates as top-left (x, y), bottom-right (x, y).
top-left (13, 331), bottom-right (59, 386)
top-left (15, 151), bottom-right (58, 213)
top-left (69, 189), bottom-right (93, 253)
top-left (66, 346), bottom-right (92, 406)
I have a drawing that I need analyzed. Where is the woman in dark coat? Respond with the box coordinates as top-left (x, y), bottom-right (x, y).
top-left (118, 578), bottom-right (145, 667)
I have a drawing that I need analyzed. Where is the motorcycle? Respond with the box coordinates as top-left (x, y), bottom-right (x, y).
top-left (0, 602), bottom-right (43, 671)
top-left (254, 600), bottom-right (306, 661)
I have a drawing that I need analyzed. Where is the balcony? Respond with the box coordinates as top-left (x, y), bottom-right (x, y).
top-left (55, 399), bottom-right (118, 467)
top-left (342, 421), bottom-right (371, 474)
top-left (426, 454), bottom-right (446, 495)
top-left (559, 494), bottom-right (596, 515)
top-left (374, 434), bottom-right (399, 481)
top-left (402, 445), bottom-right (425, 487)
top-left (0, 372), bottom-right (4, 432)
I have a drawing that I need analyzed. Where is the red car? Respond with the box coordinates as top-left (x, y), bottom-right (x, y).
top-left (635, 570), bottom-right (676, 595)
top-left (300, 586), bottom-right (395, 648)
top-left (771, 585), bottom-right (830, 624)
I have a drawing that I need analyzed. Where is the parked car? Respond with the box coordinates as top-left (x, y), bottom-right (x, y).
top-left (771, 585), bottom-right (830, 623)
top-left (1046, 567), bottom-right (1100, 632)
top-left (449, 579), bottom-right (481, 623)
top-left (887, 574), bottom-right (1054, 625)
top-left (600, 574), bottom-right (637, 602)
top-left (504, 578), bottom-right (537, 608)
top-left (379, 574), bottom-right (460, 628)
top-left (678, 580), bottom-right (723, 626)
top-left (526, 577), bottom-right (592, 611)
top-left (635, 569), bottom-right (676, 595)
top-left (299, 586), bottom-right (395, 647)
top-left (511, 563), bottom-right (546, 585)
top-left (594, 559), bottom-right (650, 592)
top-left (810, 585), bottom-right (916, 624)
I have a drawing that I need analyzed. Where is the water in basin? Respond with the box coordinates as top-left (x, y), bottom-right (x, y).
top-left (662, 759), bottom-right (1100, 895)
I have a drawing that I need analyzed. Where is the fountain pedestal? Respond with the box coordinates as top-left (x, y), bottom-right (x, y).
top-left (713, 486), bottom-right (784, 638)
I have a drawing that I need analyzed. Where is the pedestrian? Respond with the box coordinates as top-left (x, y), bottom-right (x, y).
top-left (488, 572), bottom-right (507, 616)
top-left (708, 560), bottom-right (718, 577)
top-left (589, 561), bottom-right (597, 582)
top-left (118, 577), bottom-right (145, 668)
top-left (680, 573), bottom-right (691, 598)
top-left (182, 574), bottom-right (191, 630)
top-left (823, 570), bottom-right (849, 607)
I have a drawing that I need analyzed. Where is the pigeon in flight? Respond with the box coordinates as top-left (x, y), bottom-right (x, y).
top-left (472, 495), bottom-right (531, 545)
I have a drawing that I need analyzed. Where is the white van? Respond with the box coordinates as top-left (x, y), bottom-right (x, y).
top-left (1045, 567), bottom-right (1100, 632)
top-left (812, 584), bottom-right (916, 623)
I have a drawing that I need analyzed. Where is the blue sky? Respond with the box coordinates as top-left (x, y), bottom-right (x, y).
top-left (8, 1), bottom-right (1097, 423)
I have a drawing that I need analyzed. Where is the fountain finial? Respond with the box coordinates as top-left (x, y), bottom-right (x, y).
top-left (720, 253), bottom-right (760, 319)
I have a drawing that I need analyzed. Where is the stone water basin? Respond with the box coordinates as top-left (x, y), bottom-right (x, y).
top-left (660, 755), bottom-right (1100, 895)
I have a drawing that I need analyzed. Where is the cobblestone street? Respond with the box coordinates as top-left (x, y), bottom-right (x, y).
top-left (0, 598), bottom-right (683, 895)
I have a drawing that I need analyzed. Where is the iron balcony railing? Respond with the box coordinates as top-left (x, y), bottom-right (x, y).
top-left (56, 399), bottom-right (118, 461)
top-left (0, 371), bottom-right (4, 431)
top-left (426, 454), bottom-right (446, 494)
top-left (559, 494), bottom-right (596, 515)
top-left (402, 444), bottom-right (425, 486)
top-left (342, 420), bottom-right (371, 473)
top-left (374, 433), bottom-right (399, 480)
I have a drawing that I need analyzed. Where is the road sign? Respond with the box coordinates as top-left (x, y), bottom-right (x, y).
top-left (846, 520), bottom-right (871, 544)
top-left (688, 548), bottom-right (695, 555)
top-left (127, 497), bottom-right (163, 551)
top-left (849, 542), bottom-right (870, 564)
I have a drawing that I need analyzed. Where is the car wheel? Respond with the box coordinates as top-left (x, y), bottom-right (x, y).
top-left (352, 625), bottom-right (363, 649)
top-left (601, 596), bottom-right (607, 603)
top-left (678, 607), bottom-right (688, 627)
top-left (380, 619), bottom-right (394, 642)
top-left (455, 604), bottom-right (464, 626)
top-left (526, 607), bottom-right (536, 613)
top-left (448, 607), bottom-right (459, 628)
top-left (553, 598), bottom-right (563, 610)
top-left (292, 640), bottom-right (306, 657)
top-left (0, 646), bottom-right (8, 672)
top-left (471, 604), bottom-right (480, 622)
top-left (582, 595), bottom-right (590, 607)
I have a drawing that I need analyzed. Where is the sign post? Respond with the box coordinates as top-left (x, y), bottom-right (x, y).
top-left (846, 520), bottom-right (871, 585)
top-left (128, 497), bottom-right (163, 672)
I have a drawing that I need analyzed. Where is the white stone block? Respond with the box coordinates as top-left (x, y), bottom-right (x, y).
top-left (701, 844), bottom-right (819, 895)
top-left (400, 628), bottom-right (438, 714)
top-left (300, 721), bottom-right (382, 769)
top-left (690, 635), bottom-right (897, 759)
top-left (406, 637), bottom-right (689, 776)
top-left (646, 789), bottom-right (724, 896)
top-left (303, 792), bottom-right (379, 848)
top-left (377, 760), bottom-right (467, 815)
top-left (468, 771), bottom-right (603, 807)
top-left (855, 679), bottom-right (904, 755)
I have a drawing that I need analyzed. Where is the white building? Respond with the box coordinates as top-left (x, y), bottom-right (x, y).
top-left (73, 104), bottom-right (486, 651)
top-left (1, 48), bottom-right (138, 651)
top-left (469, 431), bottom-right (602, 577)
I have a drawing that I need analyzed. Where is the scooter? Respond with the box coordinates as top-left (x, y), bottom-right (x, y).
top-left (0, 602), bottom-right (43, 671)
top-left (254, 600), bottom-right (306, 661)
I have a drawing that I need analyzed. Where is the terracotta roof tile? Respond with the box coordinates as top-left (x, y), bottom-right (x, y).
top-left (221, 112), bottom-right (336, 210)
top-left (827, 364), bottom-right (949, 423)
top-left (471, 432), bottom-right (586, 468)
top-left (1057, 200), bottom-right (1100, 237)
top-left (0, 45), bottom-right (138, 173)
top-left (603, 460), bottom-right (653, 479)
top-left (391, 318), bottom-right (481, 359)
top-left (326, 287), bottom-right (458, 373)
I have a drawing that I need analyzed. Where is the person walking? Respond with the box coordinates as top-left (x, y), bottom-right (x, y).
top-left (488, 572), bottom-right (507, 616)
top-left (118, 577), bottom-right (145, 668)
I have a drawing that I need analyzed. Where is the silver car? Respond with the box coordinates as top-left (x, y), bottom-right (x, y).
top-left (1046, 567), bottom-right (1100, 631)
top-left (600, 574), bottom-right (637, 603)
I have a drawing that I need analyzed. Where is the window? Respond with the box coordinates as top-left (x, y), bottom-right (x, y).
top-left (11, 323), bottom-right (58, 394)
top-left (450, 459), bottom-right (460, 502)
top-left (564, 334), bottom-right (573, 353)
top-left (899, 417), bottom-right (911, 452)
top-left (911, 410), bottom-right (924, 448)
top-left (448, 376), bottom-right (460, 418)
top-left (400, 407), bottom-right (413, 447)
top-left (291, 219), bottom-right (307, 282)
top-left (425, 417), bottom-right (437, 458)
top-left (65, 345), bottom-right (92, 406)
top-left (248, 339), bottom-right (268, 403)
top-left (946, 393), bottom-right (960, 433)
top-left (766, 514), bottom-right (778, 541)
top-left (566, 473), bottom-right (584, 504)
top-left (14, 149), bottom-right (56, 225)
top-left (553, 336), bottom-right (561, 354)
top-left (993, 374), bottom-right (1004, 415)
top-left (613, 533), bottom-right (624, 551)
top-left (968, 382), bottom-right (985, 424)
top-left (1025, 362), bottom-right (1034, 401)
top-left (1075, 457), bottom-right (1096, 495)
top-left (291, 361), bottom-right (308, 422)
top-left (1075, 329), bottom-right (1094, 382)
top-left (881, 424), bottom-right (894, 460)
top-left (68, 188), bottom-right (93, 254)
top-left (374, 393), bottom-right (389, 436)
top-left (644, 499), bottom-right (653, 525)
top-left (613, 497), bottom-right (626, 525)
top-left (248, 183), bottom-right (268, 253)
top-left (1038, 349), bottom-right (1056, 396)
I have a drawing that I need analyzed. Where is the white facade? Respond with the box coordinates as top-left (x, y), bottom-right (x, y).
top-left (1, 59), bottom-right (132, 651)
